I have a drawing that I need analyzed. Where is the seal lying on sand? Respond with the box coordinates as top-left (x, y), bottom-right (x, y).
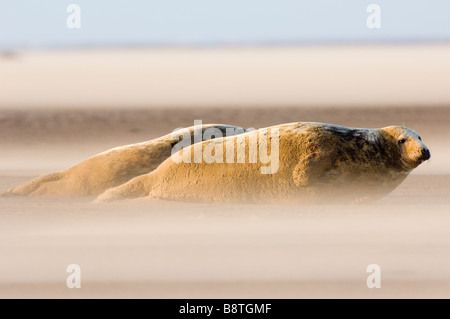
top-left (96, 122), bottom-right (430, 203)
top-left (5, 124), bottom-right (248, 196)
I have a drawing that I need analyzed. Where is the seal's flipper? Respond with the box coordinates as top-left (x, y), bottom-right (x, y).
top-left (292, 153), bottom-right (325, 187)
top-left (94, 173), bottom-right (156, 203)
top-left (7, 172), bottom-right (63, 196)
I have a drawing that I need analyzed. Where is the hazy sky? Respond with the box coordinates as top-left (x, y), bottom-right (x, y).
top-left (1, 0), bottom-right (449, 49)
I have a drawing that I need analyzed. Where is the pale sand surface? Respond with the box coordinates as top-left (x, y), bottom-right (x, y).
top-left (1, 106), bottom-right (449, 298)
top-left (0, 175), bottom-right (449, 298)
top-left (1, 44), bottom-right (450, 109)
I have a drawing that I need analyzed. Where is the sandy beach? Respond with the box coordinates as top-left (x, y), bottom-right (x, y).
top-left (1, 46), bottom-right (450, 298)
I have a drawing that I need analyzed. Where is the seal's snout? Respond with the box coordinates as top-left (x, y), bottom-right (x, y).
top-left (420, 148), bottom-right (431, 161)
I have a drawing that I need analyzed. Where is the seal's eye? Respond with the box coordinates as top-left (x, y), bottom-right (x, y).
top-left (418, 136), bottom-right (422, 141)
top-left (398, 138), bottom-right (407, 144)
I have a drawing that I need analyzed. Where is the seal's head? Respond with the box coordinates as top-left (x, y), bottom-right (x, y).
top-left (380, 126), bottom-right (430, 170)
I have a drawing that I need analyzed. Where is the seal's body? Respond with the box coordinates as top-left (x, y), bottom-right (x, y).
top-left (5, 124), bottom-right (248, 196)
top-left (96, 122), bottom-right (430, 203)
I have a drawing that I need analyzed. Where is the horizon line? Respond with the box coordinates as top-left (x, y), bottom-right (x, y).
top-left (2, 38), bottom-right (450, 52)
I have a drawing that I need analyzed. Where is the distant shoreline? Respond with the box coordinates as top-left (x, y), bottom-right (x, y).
top-left (2, 39), bottom-right (450, 53)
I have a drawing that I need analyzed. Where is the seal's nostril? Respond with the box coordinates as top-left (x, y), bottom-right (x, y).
top-left (421, 148), bottom-right (430, 160)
